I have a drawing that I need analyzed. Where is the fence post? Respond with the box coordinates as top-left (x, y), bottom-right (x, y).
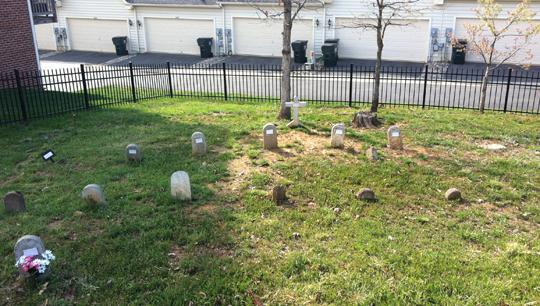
top-left (349, 63), bottom-right (353, 107)
top-left (14, 69), bottom-right (29, 126)
top-left (503, 68), bottom-right (512, 113)
top-left (422, 65), bottom-right (428, 109)
top-left (129, 62), bottom-right (137, 103)
top-left (167, 61), bottom-right (173, 98)
top-left (80, 64), bottom-right (90, 110)
top-left (222, 62), bottom-right (228, 101)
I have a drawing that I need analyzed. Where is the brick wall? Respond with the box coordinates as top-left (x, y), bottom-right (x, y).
top-left (0, 0), bottom-right (38, 74)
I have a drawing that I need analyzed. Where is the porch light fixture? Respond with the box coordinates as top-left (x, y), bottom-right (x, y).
top-left (129, 19), bottom-right (133, 26)
top-left (137, 20), bottom-right (142, 28)
top-left (328, 19), bottom-right (332, 28)
top-left (316, 19), bottom-right (320, 28)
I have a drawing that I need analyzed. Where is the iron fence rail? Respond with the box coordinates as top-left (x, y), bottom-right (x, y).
top-left (1, 62), bottom-right (540, 125)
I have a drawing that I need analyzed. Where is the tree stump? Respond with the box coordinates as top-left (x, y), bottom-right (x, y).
top-left (351, 112), bottom-right (378, 128)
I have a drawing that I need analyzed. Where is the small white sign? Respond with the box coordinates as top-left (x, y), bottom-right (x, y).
top-left (392, 132), bottom-right (400, 137)
top-left (43, 152), bottom-right (53, 159)
top-left (195, 138), bottom-right (203, 144)
top-left (266, 129), bottom-right (274, 135)
top-left (128, 150), bottom-right (137, 154)
top-left (336, 129), bottom-right (343, 135)
top-left (23, 248), bottom-right (39, 257)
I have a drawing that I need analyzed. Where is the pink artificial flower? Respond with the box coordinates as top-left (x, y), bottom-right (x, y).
top-left (23, 266), bottom-right (28, 271)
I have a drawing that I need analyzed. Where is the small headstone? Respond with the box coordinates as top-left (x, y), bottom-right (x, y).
top-left (480, 144), bottom-right (506, 150)
top-left (125, 144), bottom-right (142, 162)
top-left (366, 146), bottom-right (379, 160)
top-left (272, 185), bottom-right (286, 202)
top-left (331, 124), bottom-right (346, 147)
top-left (445, 188), bottom-right (461, 200)
top-left (263, 123), bottom-right (278, 149)
top-left (4, 191), bottom-right (26, 212)
top-left (82, 184), bottom-right (106, 205)
top-left (387, 126), bottom-right (403, 150)
top-left (191, 132), bottom-right (207, 156)
top-left (171, 171), bottom-right (191, 200)
top-left (355, 188), bottom-right (375, 200)
top-left (14, 235), bottom-right (51, 281)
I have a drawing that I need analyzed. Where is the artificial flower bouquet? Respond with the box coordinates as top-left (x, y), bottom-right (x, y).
top-left (15, 250), bottom-right (56, 276)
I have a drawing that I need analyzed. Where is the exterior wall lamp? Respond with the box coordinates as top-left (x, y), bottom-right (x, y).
top-left (328, 19), bottom-right (332, 28)
top-left (129, 19), bottom-right (133, 26)
top-left (137, 20), bottom-right (142, 28)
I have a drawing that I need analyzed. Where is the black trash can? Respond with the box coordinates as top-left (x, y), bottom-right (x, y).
top-left (196, 37), bottom-right (214, 58)
top-left (324, 39), bottom-right (340, 60)
top-left (112, 36), bottom-right (128, 56)
top-left (451, 39), bottom-right (467, 64)
top-left (321, 43), bottom-right (338, 67)
top-left (291, 40), bottom-right (308, 64)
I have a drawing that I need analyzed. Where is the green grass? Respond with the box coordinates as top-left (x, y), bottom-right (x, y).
top-left (1, 97), bottom-right (540, 305)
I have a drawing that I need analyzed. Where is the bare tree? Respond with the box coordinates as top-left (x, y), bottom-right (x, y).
top-left (452, 0), bottom-right (540, 113)
top-left (250, 0), bottom-right (310, 120)
top-left (343, 0), bottom-right (426, 113)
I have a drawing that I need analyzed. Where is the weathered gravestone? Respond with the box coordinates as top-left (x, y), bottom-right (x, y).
top-left (445, 188), bottom-right (462, 200)
top-left (285, 96), bottom-right (307, 128)
top-left (125, 144), bottom-right (142, 162)
top-left (331, 124), bottom-right (346, 147)
top-left (4, 191), bottom-right (26, 212)
top-left (82, 184), bottom-right (106, 205)
top-left (14, 235), bottom-right (51, 281)
top-left (191, 132), bottom-right (207, 156)
top-left (171, 171), bottom-right (191, 200)
top-left (387, 126), bottom-right (403, 150)
top-left (356, 188), bottom-right (375, 200)
top-left (263, 123), bottom-right (278, 149)
top-left (272, 185), bottom-right (287, 203)
top-left (366, 146), bottom-right (379, 160)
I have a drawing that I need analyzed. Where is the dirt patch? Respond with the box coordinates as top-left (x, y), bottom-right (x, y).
top-left (48, 220), bottom-right (62, 230)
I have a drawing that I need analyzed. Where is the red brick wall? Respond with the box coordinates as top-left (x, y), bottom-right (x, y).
top-left (0, 0), bottom-right (39, 74)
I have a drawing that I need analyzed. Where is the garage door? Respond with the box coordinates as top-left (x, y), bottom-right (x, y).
top-left (233, 18), bottom-right (313, 57)
top-left (35, 23), bottom-right (56, 50)
top-left (335, 18), bottom-right (429, 62)
top-left (67, 19), bottom-right (128, 52)
top-left (145, 18), bottom-right (214, 54)
top-left (455, 18), bottom-right (540, 65)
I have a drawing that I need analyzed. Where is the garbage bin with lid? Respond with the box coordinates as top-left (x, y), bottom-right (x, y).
top-left (196, 37), bottom-right (214, 58)
top-left (324, 39), bottom-right (340, 60)
top-left (321, 43), bottom-right (338, 67)
top-left (451, 39), bottom-right (467, 64)
top-left (112, 36), bottom-right (128, 56)
top-left (291, 40), bottom-right (308, 64)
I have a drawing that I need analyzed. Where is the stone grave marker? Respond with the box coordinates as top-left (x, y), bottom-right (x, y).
top-left (171, 171), bottom-right (191, 200)
top-left (366, 146), bottom-right (379, 160)
top-left (14, 235), bottom-right (51, 281)
top-left (356, 188), bottom-right (375, 200)
top-left (284, 96), bottom-right (307, 128)
top-left (445, 188), bottom-right (462, 200)
top-left (82, 184), bottom-right (106, 205)
top-left (273, 185), bottom-right (286, 203)
top-left (331, 124), bottom-right (346, 147)
top-left (125, 144), bottom-right (142, 162)
top-left (263, 123), bottom-right (278, 149)
top-left (387, 126), bottom-right (403, 150)
top-left (4, 191), bottom-right (26, 212)
top-left (191, 132), bottom-right (207, 156)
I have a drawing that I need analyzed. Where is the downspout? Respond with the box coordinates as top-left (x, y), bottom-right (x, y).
top-left (26, 0), bottom-right (41, 71)
top-left (134, 6), bottom-right (140, 52)
top-left (220, 3), bottom-right (226, 55)
top-left (322, 5), bottom-right (326, 47)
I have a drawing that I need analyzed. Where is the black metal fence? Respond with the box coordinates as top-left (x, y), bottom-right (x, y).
top-left (1, 62), bottom-right (540, 125)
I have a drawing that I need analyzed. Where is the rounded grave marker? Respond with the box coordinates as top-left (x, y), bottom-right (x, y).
top-left (445, 188), bottom-right (462, 200)
top-left (82, 184), bottom-right (106, 205)
top-left (171, 171), bottom-right (191, 200)
top-left (191, 132), bottom-right (207, 156)
top-left (13, 235), bottom-right (51, 281)
top-left (126, 144), bottom-right (142, 162)
top-left (331, 124), bottom-right (346, 147)
top-left (263, 123), bottom-right (278, 149)
top-left (387, 126), bottom-right (403, 150)
top-left (356, 188), bottom-right (375, 200)
top-left (4, 191), bottom-right (26, 212)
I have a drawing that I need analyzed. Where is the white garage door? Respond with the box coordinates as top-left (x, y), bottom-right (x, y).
top-left (233, 18), bottom-right (313, 57)
top-left (67, 19), bottom-right (128, 52)
top-left (335, 18), bottom-right (429, 62)
top-left (145, 18), bottom-right (214, 54)
top-left (455, 18), bottom-right (540, 65)
top-left (35, 23), bottom-right (56, 50)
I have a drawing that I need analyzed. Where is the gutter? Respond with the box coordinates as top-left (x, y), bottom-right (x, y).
top-left (122, 0), bottom-right (220, 8)
top-left (216, 1), bottom-right (325, 7)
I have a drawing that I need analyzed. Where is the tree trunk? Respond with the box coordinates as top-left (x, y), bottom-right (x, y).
top-left (279, 0), bottom-right (293, 120)
top-left (479, 69), bottom-right (490, 113)
top-left (351, 111), bottom-right (379, 128)
top-left (371, 11), bottom-right (384, 113)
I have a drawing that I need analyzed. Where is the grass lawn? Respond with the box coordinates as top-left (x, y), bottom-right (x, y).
top-left (1, 98), bottom-right (540, 305)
